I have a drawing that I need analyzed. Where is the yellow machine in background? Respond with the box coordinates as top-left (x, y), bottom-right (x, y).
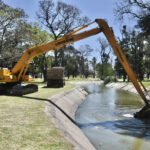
top-left (0, 19), bottom-right (150, 118)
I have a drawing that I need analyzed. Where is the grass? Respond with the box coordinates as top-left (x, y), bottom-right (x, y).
top-left (141, 80), bottom-right (150, 88)
top-left (117, 79), bottom-right (150, 89)
top-left (0, 80), bottom-right (76, 150)
top-left (65, 76), bottom-right (100, 82)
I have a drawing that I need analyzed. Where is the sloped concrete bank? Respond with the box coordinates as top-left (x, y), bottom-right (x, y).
top-left (45, 87), bottom-right (97, 150)
top-left (106, 82), bottom-right (138, 94)
top-left (69, 81), bottom-right (103, 86)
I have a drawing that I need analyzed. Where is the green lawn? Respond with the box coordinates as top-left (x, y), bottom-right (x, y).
top-left (0, 81), bottom-right (76, 150)
top-left (117, 79), bottom-right (150, 89)
top-left (141, 80), bottom-right (150, 88)
top-left (65, 77), bottom-right (100, 82)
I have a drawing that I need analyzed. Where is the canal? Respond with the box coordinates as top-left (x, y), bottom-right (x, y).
top-left (75, 84), bottom-right (150, 150)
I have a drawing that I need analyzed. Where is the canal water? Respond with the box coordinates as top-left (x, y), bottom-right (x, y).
top-left (75, 84), bottom-right (150, 150)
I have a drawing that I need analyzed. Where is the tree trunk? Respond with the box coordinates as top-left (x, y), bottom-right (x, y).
top-left (123, 74), bottom-right (126, 82)
top-left (101, 63), bottom-right (104, 80)
top-left (54, 51), bottom-right (58, 66)
top-left (43, 69), bottom-right (47, 82)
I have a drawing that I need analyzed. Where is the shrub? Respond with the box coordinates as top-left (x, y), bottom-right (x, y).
top-left (104, 76), bottom-right (117, 85)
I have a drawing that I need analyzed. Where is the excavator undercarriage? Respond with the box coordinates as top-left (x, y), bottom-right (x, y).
top-left (0, 83), bottom-right (38, 96)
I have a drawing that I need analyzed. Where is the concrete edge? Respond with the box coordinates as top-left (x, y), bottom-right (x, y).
top-left (45, 87), bottom-right (96, 150)
top-left (106, 82), bottom-right (138, 95)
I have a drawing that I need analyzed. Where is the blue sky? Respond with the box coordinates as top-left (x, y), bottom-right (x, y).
top-left (3, 0), bottom-right (136, 61)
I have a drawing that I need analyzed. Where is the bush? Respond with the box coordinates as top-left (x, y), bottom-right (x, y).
top-left (104, 76), bottom-right (117, 85)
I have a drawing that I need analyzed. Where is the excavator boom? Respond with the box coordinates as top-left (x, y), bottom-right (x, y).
top-left (11, 27), bottom-right (101, 78)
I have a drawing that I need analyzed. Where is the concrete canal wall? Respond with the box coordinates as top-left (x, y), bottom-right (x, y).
top-left (106, 82), bottom-right (138, 94)
top-left (45, 87), bottom-right (97, 150)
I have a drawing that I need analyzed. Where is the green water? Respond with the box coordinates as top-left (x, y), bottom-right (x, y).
top-left (75, 84), bottom-right (150, 150)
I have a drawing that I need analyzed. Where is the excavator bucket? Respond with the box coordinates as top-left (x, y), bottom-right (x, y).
top-left (134, 105), bottom-right (150, 119)
top-left (0, 83), bottom-right (38, 96)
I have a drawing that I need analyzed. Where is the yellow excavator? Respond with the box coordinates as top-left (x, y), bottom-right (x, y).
top-left (0, 19), bottom-right (150, 118)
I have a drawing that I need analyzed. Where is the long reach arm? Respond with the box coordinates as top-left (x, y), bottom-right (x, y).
top-left (11, 25), bottom-right (102, 81)
top-left (0, 19), bottom-right (149, 106)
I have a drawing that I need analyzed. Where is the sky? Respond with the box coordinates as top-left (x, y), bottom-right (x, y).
top-left (3, 0), bottom-right (136, 61)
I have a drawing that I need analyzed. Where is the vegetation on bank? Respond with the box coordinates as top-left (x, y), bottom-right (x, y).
top-left (142, 81), bottom-right (150, 88)
top-left (116, 79), bottom-right (150, 89)
top-left (0, 81), bottom-right (76, 150)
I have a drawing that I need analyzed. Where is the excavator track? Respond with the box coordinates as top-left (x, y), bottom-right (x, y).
top-left (0, 83), bottom-right (38, 96)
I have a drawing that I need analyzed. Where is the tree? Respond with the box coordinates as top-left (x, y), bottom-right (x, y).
top-left (130, 31), bottom-right (145, 80)
top-left (37, 0), bottom-right (89, 66)
top-left (114, 25), bottom-right (131, 81)
top-left (28, 22), bottom-right (52, 81)
top-left (97, 37), bottom-right (111, 80)
top-left (31, 53), bottom-right (52, 80)
top-left (65, 56), bottom-right (78, 79)
top-left (96, 63), bottom-right (114, 79)
top-left (114, 25), bottom-right (145, 81)
top-left (144, 57), bottom-right (150, 79)
top-left (90, 57), bottom-right (97, 78)
top-left (114, 0), bottom-right (150, 81)
top-left (84, 63), bottom-right (90, 78)
top-left (144, 39), bottom-right (150, 79)
top-left (0, 0), bottom-right (28, 67)
top-left (114, 0), bottom-right (150, 36)
top-left (63, 45), bottom-right (79, 79)
top-left (78, 44), bottom-right (93, 78)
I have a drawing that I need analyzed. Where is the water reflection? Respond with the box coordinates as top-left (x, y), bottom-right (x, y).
top-left (77, 118), bottom-right (150, 139)
top-left (75, 84), bottom-right (150, 150)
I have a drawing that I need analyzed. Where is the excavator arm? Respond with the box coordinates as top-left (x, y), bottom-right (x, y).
top-left (0, 19), bottom-right (149, 108)
top-left (11, 27), bottom-right (101, 81)
top-left (95, 19), bottom-right (149, 106)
